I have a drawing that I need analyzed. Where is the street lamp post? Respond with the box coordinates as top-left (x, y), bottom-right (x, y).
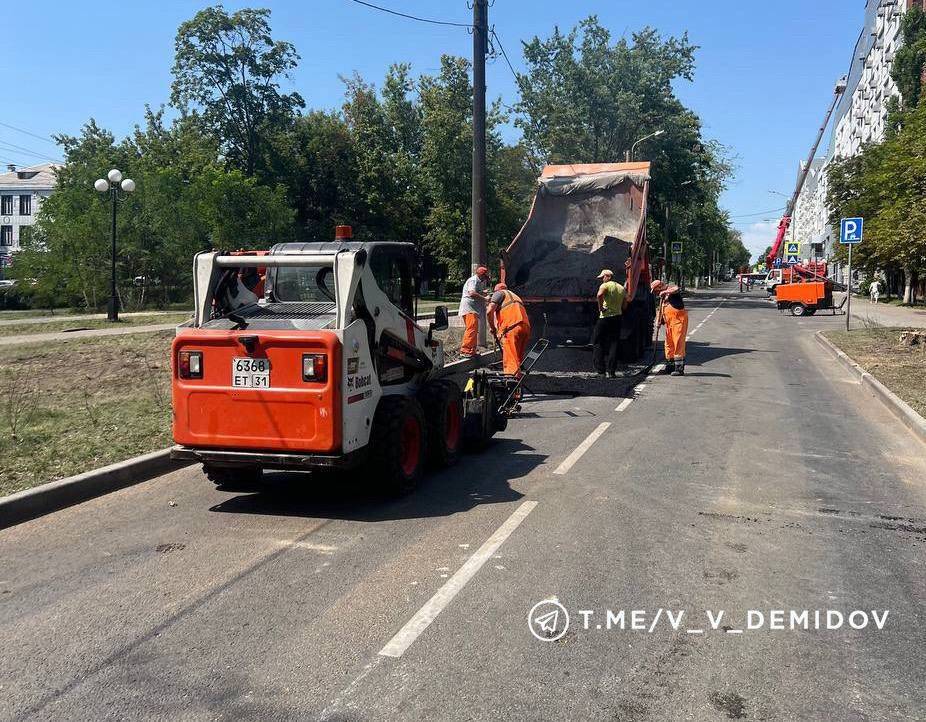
top-left (94, 169), bottom-right (135, 321)
top-left (625, 129), bottom-right (665, 162)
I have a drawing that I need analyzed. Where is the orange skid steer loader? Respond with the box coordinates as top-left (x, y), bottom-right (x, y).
top-left (171, 228), bottom-right (507, 495)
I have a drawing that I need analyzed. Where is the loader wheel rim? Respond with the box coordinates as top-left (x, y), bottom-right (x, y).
top-left (446, 400), bottom-right (461, 451)
top-left (400, 416), bottom-right (421, 476)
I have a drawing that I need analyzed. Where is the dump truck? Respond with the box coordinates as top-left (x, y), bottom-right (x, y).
top-left (500, 162), bottom-right (655, 362)
top-left (170, 227), bottom-right (508, 495)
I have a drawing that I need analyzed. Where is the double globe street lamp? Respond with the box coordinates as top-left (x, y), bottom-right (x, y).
top-left (94, 169), bottom-right (135, 321)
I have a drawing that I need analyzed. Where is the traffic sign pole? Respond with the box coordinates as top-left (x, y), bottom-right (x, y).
top-left (846, 243), bottom-right (852, 331)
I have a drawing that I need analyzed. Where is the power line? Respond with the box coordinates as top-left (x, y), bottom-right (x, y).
top-left (348, 0), bottom-right (472, 28)
top-left (0, 120), bottom-right (58, 145)
top-left (0, 139), bottom-right (61, 163)
top-left (0, 153), bottom-right (30, 168)
top-left (728, 207), bottom-right (784, 219)
top-left (491, 29), bottom-right (523, 90)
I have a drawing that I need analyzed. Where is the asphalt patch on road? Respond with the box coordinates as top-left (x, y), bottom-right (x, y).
top-left (708, 690), bottom-right (748, 719)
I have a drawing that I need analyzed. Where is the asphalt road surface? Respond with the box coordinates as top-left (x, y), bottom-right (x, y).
top-left (2, 287), bottom-right (925, 720)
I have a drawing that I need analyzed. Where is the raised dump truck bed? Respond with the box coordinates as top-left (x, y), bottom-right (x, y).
top-left (501, 162), bottom-right (655, 361)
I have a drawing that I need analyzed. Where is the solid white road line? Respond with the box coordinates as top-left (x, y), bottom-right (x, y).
top-left (615, 398), bottom-right (633, 413)
top-left (553, 422), bottom-right (612, 475)
top-left (378, 501), bottom-right (539, 658)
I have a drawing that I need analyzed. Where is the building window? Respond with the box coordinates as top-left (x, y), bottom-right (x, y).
top-left (20, 226), bottom-right (33, 245)
top-left (0, 226), bottom-right (12, 246)
top-left (0, 195), bottom-right (12, 215)
top-left (19, 194), bottom-right (31, 216)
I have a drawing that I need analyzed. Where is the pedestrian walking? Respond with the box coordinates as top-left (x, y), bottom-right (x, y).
top-left (487, 283), bottom-right (532, 377)
top-left (870, 278), bottom-right (881, 304)
top-left (459, 266), bottom-right (490, 358)
top-left (651, 279), bottom-right (689, 376)
top-left (592, 269), bottom-right (626, 377)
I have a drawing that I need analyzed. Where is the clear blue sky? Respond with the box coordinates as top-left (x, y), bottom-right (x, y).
top-left (3, 0), bottom-right (864, 258)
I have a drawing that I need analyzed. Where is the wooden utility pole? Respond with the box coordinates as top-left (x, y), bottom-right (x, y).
top-left (472, 0), bottom-right (488, 344)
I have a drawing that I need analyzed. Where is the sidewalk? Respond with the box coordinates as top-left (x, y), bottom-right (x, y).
top-left (0, 309), bottom-right (183, 328)
top-left (0, 323), bottom-right (178, 347)
top-left (849, 297), bottom-right (926, 328)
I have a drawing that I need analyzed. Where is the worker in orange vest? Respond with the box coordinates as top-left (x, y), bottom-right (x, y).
top-left (651, 279), bottom-right (689, 376)
top-left (486, 283), bottom-right (532, 376)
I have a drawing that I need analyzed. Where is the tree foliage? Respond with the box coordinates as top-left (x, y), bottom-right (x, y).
top-left (13, 112), bottom-right (293, 308)
top-left (892, 6), bottom-right (926, 110)
top-left (516, 17), bottom-right (735, 282)
top-left (171, 6), bottom-right (304, 176)
top-left (13, 5), bottom-right (740, 307)
top-left (826, 103), bottom-right (926, 301)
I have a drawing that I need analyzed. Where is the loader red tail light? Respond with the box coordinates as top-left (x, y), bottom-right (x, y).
top-left (302, 353), bottom-right (327, 382)
top-left (178, 350), bottom-right (203, 379)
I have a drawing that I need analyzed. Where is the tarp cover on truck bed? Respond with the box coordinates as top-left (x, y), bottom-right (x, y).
top-left (502, 162), bottom-right (650, 299)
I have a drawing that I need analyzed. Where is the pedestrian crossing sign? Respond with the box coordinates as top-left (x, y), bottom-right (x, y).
top-left (786, 254), bottom-right (800, 264)
top-left (786, 241), bottom-right (800, 256)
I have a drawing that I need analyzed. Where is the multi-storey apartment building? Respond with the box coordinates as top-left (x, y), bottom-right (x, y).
top-left (0, 163), bottom-right (58, 256)
top-left (793, 0), bottom-right (923, 271)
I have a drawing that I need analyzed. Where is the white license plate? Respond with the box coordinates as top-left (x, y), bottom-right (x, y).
top-left (232, 357), bottom-right (270, 388)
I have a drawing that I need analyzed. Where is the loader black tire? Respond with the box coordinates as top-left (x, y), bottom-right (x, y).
top-left (204, 464), bottom-right (262, 490)
top-left (368, 396), bottom-right (426, 496)
top-left (419, 380), bottom-right (463, 468)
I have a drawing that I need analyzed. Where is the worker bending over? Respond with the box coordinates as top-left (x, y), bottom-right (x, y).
top-left (651, 280), bottom-right (688, 376)
top-left (459, 266), bottom-right (491, 358)
top-left (593, 269), bottom-right (626, 377)
top-left (487, 283), bottom-right (532, 376)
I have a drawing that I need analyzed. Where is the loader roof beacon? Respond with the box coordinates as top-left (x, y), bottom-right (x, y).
top-left (500, 162), bottom-right (656, 361)
top-left (170, 226), bottom-right (509, 495)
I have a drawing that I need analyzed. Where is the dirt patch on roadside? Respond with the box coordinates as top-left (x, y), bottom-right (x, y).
top-left (823, 327), bottom-right (926, 418)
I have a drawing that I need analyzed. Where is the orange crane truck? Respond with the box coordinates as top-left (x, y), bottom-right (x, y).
top-left (170, 227), bottom-right (508, 495)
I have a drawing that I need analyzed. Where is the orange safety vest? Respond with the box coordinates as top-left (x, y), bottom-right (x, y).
top-left (495, 289), bottom-right (530, 336)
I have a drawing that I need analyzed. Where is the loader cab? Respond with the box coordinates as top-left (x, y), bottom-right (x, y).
top-left (368, 244), bottom-right (416, 318)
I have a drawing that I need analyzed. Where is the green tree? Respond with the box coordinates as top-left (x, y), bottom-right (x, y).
top-left (827, 105), bottom-right (926, 303)
top-left (891, 6), bottom-right (926, 110)
top-left (171, 6), bottom-right (304, 176)
top-left (341, 65), bottom-right (425, 243)
top-left (515, 16), bottom-right (733, 284)
top-left (13, 114), bottom-right (294, 309)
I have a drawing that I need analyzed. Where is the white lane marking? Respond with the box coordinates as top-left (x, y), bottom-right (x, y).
top-left (636, 383), bottom-right (647, 392)
top-left (553, 422), bottom-right (612, 475)
top-left (615, 398), bottom-right (633, 413)
top-left (378, 501), bottom-right (538, 658)
top-left (687, 629), bottom-right (704, 634)
top-left (650, 364), bottom-right (666, 376)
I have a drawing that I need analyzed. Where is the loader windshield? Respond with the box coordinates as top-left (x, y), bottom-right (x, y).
top-left (272, 264), bottom-right (336, 303)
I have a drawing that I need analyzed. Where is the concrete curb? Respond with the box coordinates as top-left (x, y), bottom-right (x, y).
top-left (815, 331), bottom-right (926, 446)
top-left (0, 449), bottom-right (191, 530)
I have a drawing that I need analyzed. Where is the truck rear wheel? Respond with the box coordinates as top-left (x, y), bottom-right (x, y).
top-left (369, 396), bottom-right (426, 496)
top-left (419, 380), bottom-right (463, 468)
top-left (204, 464), bottom-right (262, 490)
top-left (790, 303), bottom-right (808, 317)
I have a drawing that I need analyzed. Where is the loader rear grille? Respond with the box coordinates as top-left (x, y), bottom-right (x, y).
top-left (238, 302), bottom-right (336, 320)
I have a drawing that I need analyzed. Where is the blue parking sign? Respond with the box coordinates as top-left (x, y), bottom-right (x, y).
top-left (840, 217), bottom-right (863, 244)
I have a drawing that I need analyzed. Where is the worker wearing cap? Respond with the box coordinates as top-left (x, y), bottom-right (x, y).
top-left (459, 266), bottom-right (491, 358)
top-left (593, 269), bottom-right (626, 377)
top-left (651, 279), bottom-right (688, 376)
top-left (487, 283), bottom-right (532, 376)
